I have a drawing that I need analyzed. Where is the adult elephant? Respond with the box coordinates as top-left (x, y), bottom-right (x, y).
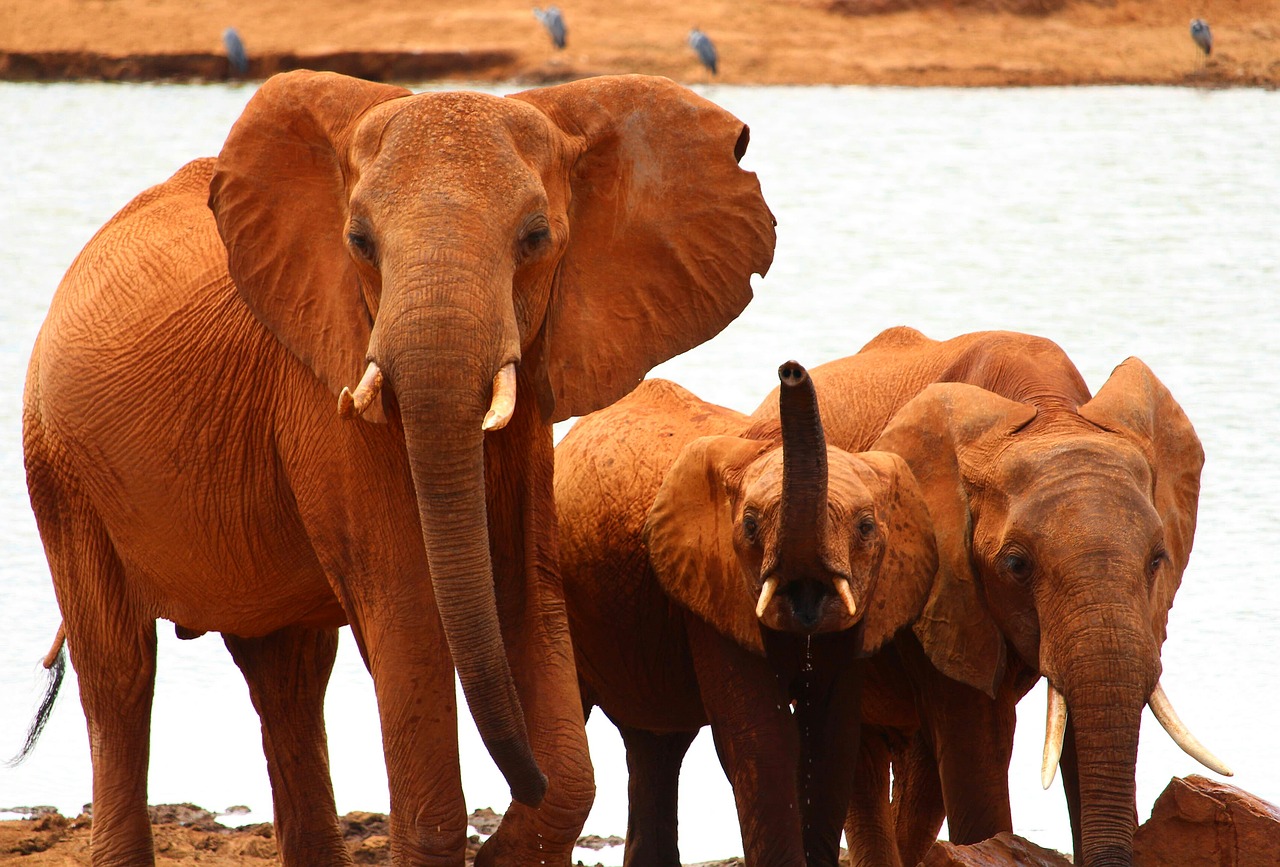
top-left (21, 71), bottom-right (775, 866)
top-left (556, 362), bottom-right (939, 867)
top-left (750, 327), bottom-right (1229, 867)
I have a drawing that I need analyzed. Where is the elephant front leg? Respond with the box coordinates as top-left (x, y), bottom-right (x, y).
top-left (617, 724), bottom-right (698, 867)
top-left (792, 636), bottom-right (863, 867)
top-left (843, 731), bottom-right (904, 867)
top-left (685, 615), bottom-right (806, 867)
top-left (224, 626), bottom-right (351, 866)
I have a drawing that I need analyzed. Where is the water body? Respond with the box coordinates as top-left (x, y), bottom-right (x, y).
top-left (0, 81), bottom-right (1276, 862)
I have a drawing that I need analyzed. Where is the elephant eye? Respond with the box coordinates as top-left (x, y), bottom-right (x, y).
top-left (1147, 549), bottom-right (1167, 581)
top-left (347, 230), bottom-right (375, 262)
top-left (741, 512), bottom-right (760, 543)
top-left (856, 514), bottom-right (877, 540)
top-left (517, 215), bottom-right (552, 262)
top-left (1002, 550), bottom-right (1033, 583)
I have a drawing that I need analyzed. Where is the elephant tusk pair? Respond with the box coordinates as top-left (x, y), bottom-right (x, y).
top-left (754, 576), bottom-right (858, 620)
top-left (1039, 680), bottom-right (1233, 790)
top-left (755, 577), bottom-right (778, 619)
top-left (338, 361), bottom-right (517, 432)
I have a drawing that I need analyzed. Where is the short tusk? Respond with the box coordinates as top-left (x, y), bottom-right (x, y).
top-left (834, 578), bottom-right (858, 618)
top-left (1149, 681), bottom-right (1233, 776)
top-left (1041, 684), bottom-right (1068, 789)
top-left (43, 623), bottom-right (65, 670)
top-left (755, 577), bottom-right (779, 619)
top-left (338, 363), bottom-right (383, 420)
top-left (482, 363), bottom-right (518, 432)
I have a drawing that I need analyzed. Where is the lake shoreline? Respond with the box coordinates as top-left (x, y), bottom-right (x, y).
top-left (6, 0), bottom-right (1279, 88)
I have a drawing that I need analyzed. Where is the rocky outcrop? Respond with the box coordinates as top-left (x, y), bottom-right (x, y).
top-left (1133, 775), bottom-right (1280, 867)
top-left (921, 832), bottom-right (1072, 866)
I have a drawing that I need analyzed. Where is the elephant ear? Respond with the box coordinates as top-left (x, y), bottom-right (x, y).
top-left (209, 71), bottom-right (411, 421)
top-left (644, 435), bottom-right (773, 656)
top-left (1078, 357), bottom-right (1204, 647)
top-left (509, 75), bottom-right (777, 422)
top-left (854, 451), bottom-right (940, 656)
top-left (873, 383), bottom-right (1037, 699)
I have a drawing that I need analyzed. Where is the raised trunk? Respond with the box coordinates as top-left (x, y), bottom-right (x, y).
top-left (392, 342), bottom-right (546, 807)
top-left (777, 361), bottom-right (828, 563)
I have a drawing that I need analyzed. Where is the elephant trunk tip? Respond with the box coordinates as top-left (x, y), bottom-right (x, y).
top-left (778, 360), bottom-right (808, 389)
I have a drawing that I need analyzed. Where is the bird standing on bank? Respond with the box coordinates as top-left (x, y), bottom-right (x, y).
top-left (222, 27), bottom-right (248, 77)
top-left (534, 6), bottom-right (567, 50)
top-left (1190, 18), bottom-right (1213, 56)
top-left (688, 28), bottom-right (718, 75)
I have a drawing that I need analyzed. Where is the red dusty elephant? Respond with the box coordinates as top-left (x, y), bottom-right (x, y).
top-left (20, 71), bottom-right (774, 866)
top-left (555, 362), bottom-right (939, 867)
top-left (749, 327), bottom-right (1230, 867)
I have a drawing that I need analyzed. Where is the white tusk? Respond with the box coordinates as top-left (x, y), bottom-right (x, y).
top-left (834, 578), bottom-right (858, 618)
top-left (482, 363), bottom-right (518, 432)
top-left (1041, 684), bottom-right (1068, 789)
top-left (1148, 681), bottom-right (1233, 777)
top-left (338, 363), bottom-right (383, 420)
top-left (755, 577), bottom-right (779, 619)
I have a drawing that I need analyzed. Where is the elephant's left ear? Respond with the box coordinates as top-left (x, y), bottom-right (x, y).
top-left (644, 435), bottom-right (773, 656)
top-left (209, 71), bottom-right (412, 419)
top-left (1079, 358), bottom-right (1204, 647)
top-left (509, 75), bottom-right (777, 422)
top-left (854, 451), bottom-right (939, 656)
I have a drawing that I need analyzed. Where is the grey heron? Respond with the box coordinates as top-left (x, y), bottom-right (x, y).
top-left (533, 6), bottom-right (567, 50)
top-left (1190, 18), bottom-right (1212, 56)
top-left (222, 27), bottom-right (248, 77)
top-left (688, 28), bottom-right (718, 75)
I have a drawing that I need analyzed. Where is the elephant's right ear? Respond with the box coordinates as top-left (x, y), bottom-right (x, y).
top-left (510, 76), bottom-right (776, 423)
top-left (873, 383), bottom-right (1036, 699)
top-left (644, 435), bottom-right (772, 656)
top-left (209, 71), bottom-right (410, 419)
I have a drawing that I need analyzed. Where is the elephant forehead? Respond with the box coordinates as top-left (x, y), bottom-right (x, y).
top-left (740, 448), bottom-right (875, 516)
top-left (357, 92), bottom-right (557, 177)
top-left (998, 432), bottom-right (1151, 495)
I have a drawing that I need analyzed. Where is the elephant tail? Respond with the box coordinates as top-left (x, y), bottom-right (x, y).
top-left (6, 623), bottom-right (67, 767)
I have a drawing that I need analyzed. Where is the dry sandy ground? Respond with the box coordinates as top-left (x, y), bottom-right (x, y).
top-left (0, 0), bottom-right (1277, 86)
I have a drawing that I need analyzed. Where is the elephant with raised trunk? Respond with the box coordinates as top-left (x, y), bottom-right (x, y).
top-left (21, 71), bottom-right (774, 865)
top-left (556, 362), bottom-right (939, 867)
top-left (749, 327), bottom-right (1230, 867)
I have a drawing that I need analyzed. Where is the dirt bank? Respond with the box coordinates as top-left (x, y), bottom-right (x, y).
top-left (1, 0), bottom-right (1277, 86)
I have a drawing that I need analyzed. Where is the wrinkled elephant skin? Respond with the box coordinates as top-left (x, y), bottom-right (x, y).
top-left (22, 71), bottom-right (774, 866)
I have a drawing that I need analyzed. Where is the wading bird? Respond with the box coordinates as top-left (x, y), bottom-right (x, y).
top-left (1190, 18), bottom-right (1213, 56)
top-left (534, 6), bottom-right (567, 50)
top-left (222, 27), bottom-right (248, 77)
top-left (688, 27), bottom-right (718, 75)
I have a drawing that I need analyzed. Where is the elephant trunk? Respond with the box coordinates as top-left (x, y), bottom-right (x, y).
top-left (777, 360), bottom-right (828, 563)
top-left (382, 303), bottom-right (546, 808)
top-left (1047, 618), bottom-right (1157, 867)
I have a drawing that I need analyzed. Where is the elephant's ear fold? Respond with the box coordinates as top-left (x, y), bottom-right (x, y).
top-left (644, 435), bottom-right (772, 656)
top-left (1079, 358), bottom-right (1204, 647)
top-left (509, 75), bottom-right (777, 422)
top-left (873, 383), bottom-right (1036, 699)
top-left (209, 71), bottom-right (410, 419)
top-left (854, 451), bottom-right (939, 656)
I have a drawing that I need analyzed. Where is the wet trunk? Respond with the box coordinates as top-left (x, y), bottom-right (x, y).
top-left (777, 361), bottom-right (828, 563)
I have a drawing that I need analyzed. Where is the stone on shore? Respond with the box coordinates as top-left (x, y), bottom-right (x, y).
top-left (1133, 775), bottom-right (1280, 866)
top-left (921, 832), bottom-right (1072, 866)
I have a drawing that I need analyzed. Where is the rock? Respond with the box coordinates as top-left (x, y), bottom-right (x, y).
top-left (1133, 775), bottom-right (1280, 866)
top-left (148, 803), bottom-right (226, 832)
top-left (921, 832), bottom-right (1072, 866)
top-left (576, 833), bottom-right (624, 850)
top-left (467, 807), bottom-right (503, 836)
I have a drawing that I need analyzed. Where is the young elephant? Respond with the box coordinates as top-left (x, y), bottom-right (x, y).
top-left (556, 362), bottom-right (938, 867)
top-left (749, 328), bottom-right (1229, 867)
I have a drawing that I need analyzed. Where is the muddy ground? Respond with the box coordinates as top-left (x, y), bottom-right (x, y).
top-left (1, 0), bottom-right (1277, 86)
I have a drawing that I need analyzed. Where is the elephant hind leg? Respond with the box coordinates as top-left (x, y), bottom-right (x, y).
top-left (891, 731), bottom-right (945, 867)
top-left (223, 626), bottom-right (351, 867)
top-left (36, 490), bottom-right (157, 866)
top-left (844, 730), bottom-right (902, 867)
top-left (617, 724), bottom-right (697, 867)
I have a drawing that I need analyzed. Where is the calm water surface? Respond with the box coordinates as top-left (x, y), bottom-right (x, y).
top-left (1, 81), bottom-right (1277, 861)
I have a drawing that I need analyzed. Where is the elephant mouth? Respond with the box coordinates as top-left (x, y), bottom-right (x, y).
top-left (756, 575), bottom-right (860, 634)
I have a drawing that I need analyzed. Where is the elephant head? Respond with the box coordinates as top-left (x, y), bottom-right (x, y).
top-left (644, 362), bottom-right (937, 656)
top-left (206, 71), bottom-right (775, 805)
top-left (875, 361), bottom-right (1227, 866)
